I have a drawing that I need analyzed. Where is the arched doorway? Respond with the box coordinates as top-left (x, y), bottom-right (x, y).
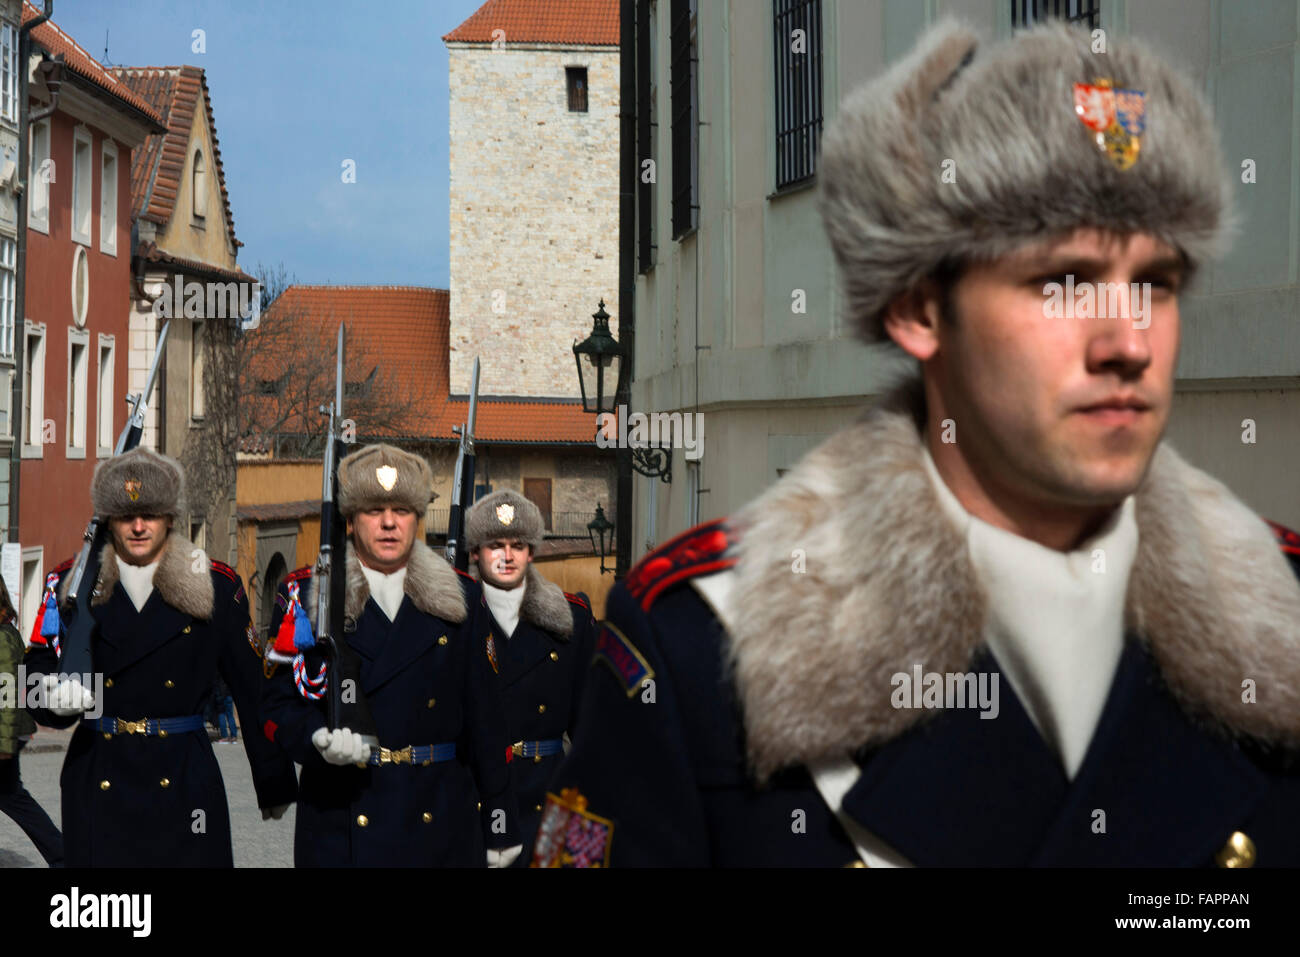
top-left (260, 553), bottom-right (288, 637)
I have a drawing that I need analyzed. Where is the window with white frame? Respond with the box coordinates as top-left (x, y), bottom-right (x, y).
top-left (96, 334), bottom-right (114, 455)
top-left (71, 128), bottom-right (92, 245)
top-left (0, 366), bottom-right (14, 440)
top-left (191, 319), bottom-right (206, 420)
top-left (192, 149), bottom-right (207, 220)
top-left (21, 549), bottom-right (43, 640)
top-left (67, 328), bottom-right (89, 457)
top-left (0, 237), bottom-right (14, 358)
top-left (21, 321), bottom-right (45, 456)
top-left (100, 142), bottom-right (118, 255)
top-left (28, 120), bottom-right (50, 232)
top-left (1, 24), bottom-right (16, 125)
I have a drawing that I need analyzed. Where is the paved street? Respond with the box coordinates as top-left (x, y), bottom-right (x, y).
top-left (0, 725), bottom-right (296, 868)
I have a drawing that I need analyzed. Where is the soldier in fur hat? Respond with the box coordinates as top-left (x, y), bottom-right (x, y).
top-left (536, 20), bottom-right (1300, 867)
top-left (464, 490), bottom-right (598, 865)
top-left (24, 448), bottom-right (297, 867)
top-left (260, 443), bottom-right (522, 867)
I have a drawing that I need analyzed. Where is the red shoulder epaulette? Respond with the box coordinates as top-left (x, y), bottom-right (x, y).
top-left (1266, 519), bottom-right (1300, 556)
top-left (285, 567), bottom-right (313, 583)
top-left (454, 567), bottom-right (475, 582)
top-left (624, 518), bottom-right (735, 612)
top-left (563, 592), bottom-right (590, 611)
top-left (209, 559), bottom-right (238, 582)
top-left (51, 557), bottom-right (74, 576)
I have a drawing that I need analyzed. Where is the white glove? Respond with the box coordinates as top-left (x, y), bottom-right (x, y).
top-left (487, 844), bottom-right (524, 868)
top-left (261, 804), bottom-right (291, 821)
top-left (310, 726), bottom-right (378, 766)
top-left (44, 675), bottom-right (95, 717)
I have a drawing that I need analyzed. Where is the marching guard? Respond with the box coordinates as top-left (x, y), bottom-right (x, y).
top-left (261, 443), bottom-right (521, 866)
top-left (25, 448), bottom-right (297, 867)
top-left (464, 490), bottom-right (597, 864)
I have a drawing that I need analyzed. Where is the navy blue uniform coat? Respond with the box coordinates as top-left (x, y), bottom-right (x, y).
top-left (541, 383), bottom-right (1300, 867)
top-left (483, 567), bottom-right (597, 861)
top-left (261, 542), bottom-right (520, 867)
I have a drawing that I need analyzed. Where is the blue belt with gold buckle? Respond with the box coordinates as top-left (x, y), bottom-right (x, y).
top-left (365, 743), bottom-right (456, 767)
top-left (511, 738), bottom-right (564, 760)
top-left (84, 715), bottom-right (206, 737)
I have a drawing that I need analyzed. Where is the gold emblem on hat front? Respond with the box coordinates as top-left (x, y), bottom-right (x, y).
top-left (496, 503), bottom-right (515, 525)
top-left (376, 465), bottom-right (398, 491)
top-left (124, 478), bottom-right (142, 502)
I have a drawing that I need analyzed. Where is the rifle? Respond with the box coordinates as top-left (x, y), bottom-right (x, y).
top-left (444, 356), bottom-right (480, 571)
top-left (315, 323), bottom-right (378, 737)
top-left (60, 321), bottom-right (172, 678)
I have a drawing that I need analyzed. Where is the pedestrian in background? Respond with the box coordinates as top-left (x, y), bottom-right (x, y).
top-left (0, 576), bottom-right (63, 867)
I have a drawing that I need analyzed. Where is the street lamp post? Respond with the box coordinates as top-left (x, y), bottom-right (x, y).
top-left (587, 503), bottom-right (615, 575)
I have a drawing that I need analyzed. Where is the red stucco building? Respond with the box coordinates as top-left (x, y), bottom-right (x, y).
top-left (16, 4), bottom-right (165, 628)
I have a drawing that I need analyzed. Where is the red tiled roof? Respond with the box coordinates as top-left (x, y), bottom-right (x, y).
top-left (247, 285), bottom-right (594, 445)
top-left (108, 65), bottom-right (240, 248)
top-left (443, 0), bottom-right (619, 45)
top-left (22, 3), bottom-right (164, 126)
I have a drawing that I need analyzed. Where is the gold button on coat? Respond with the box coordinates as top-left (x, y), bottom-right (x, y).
top-left (550, 651), bottom-right (559, 661)
top-left (534, 804), bottom-right (542, 812)
top-left (164, 680), bottom-right (175, 689)
top-left (158, 729), bottom-right (168, 738)
top-left (99, 780), bottom-right (111, 791)
top-left (427, 698), bottom-right (436, 708)
top-left (845, 860), bottom-right (869, 868)
top-left (160, 778), bottom-right (170, 788)
top-left (534, 755), bottom-right (542, 764)
top-left (102, 733), bottom-right (112, 740)
top-left (104, 678), bottom-right (114, 688)
top-left (182, 625), bottom-right (192, 634)
top-left (1215, 831), bottom-right (1256, 868)
top-left (422, 812), bottom-right (433, 823)
top-left (357, 815), bottom-right (369, 827)
top-left (438, 635), bottom-right (448, 646)
top-left (537, 704), bottom-right (546, 714)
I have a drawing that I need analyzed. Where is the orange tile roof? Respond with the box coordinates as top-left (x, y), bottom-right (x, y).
top-left (22, 2), bottom-right (165, 126)
top-left (109, 65), bottom-right (240, 248)
top-left (248, 286), bottom-right (594, 445)
top-left (443, 0), bottom-right (619, 45)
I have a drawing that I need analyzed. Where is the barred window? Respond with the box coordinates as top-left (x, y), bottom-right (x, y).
top-left (1012, 0), bottom-right (1100, 29)
top-left (669, 0), bottom-right (697, 239)
top-left (773, 0), bottom-right (823, 190)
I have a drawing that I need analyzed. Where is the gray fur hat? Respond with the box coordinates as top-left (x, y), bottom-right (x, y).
top-left (819, 19), bottom-right (1233, 343)
top-left (92, 447), bottom-right (185, 519)
top-left (466, 489), bottom-right (545, 551)
top-left (337, 443), bottom-right (432, 517)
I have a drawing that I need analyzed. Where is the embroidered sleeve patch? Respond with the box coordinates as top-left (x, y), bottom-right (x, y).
top-left (246, 622), bottom-right (264, 658)
top-left (531, 788), bottom-right (613, 868)
top-left (593, 622), bottom-right (654, 699)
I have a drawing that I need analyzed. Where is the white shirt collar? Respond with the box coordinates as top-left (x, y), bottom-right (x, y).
top-left (359, 563), bottom-right (408, 623)
top-left (483, 579), bottom-right (527, 639)
top-left (115, 555), bottom-right (160, 612)
top-left (920, 443), bottom-right (1136, 778)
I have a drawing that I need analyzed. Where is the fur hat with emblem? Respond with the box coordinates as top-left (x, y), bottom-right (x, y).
top-left (92, 447), bottom-right (185, 519)
top-left (466, 489), bottom-right (545, 552)
top-left (818, 18), bottom-right (1234, 344)
top-left (337, 443), bottom-right (433, 517)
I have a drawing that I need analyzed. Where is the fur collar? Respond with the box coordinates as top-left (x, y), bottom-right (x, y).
top-left (726, 378), bottom-right (1300, 780)
top-left (65, 532), bottom-right (214, 620)
top-left (518, 565), bottom-right (574, 638)
top-left (344, 541), bottom-right (467, 624)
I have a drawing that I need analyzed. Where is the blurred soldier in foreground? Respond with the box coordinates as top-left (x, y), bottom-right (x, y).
top-left (536, 20), bottom-right (1300, 867)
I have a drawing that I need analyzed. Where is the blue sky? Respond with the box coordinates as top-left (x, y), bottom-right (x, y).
top-left (54, 0), bottom-right (489, 287)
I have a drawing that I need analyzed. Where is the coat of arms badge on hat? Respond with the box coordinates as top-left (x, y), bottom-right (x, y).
top-left (1074, 77), bottom-right (1146, 171)
top-left (375, 465), bottom-right (398, 491)
top-left (124, 478), bottom-right (142, 502)
top-left (496, 503), bottom-right (515, 526)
